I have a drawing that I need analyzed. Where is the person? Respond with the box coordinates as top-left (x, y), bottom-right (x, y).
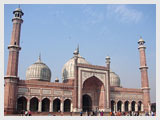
top-left (95, 109), bottom-right (97, 116)
top-left (100, 111), bottom-right (104, 116)
top-left (92, 111), bottom-right (95, 116)
top-left (145, 112), bottom-right (149, 116)
top-left (87, 111), bottom-right (89, 116)
top-left (80, 111), bottom-right (83, 116)
top-left (25, 110), bottom-right (28, 116)
top-left (129, 111), bottom-right (132, 116)
top-left (151, 111), bottom-right (154, 116)
top-left (28, 110), bottom-right (32, 116)
top-left (109, 112), bottom-right (112, 116)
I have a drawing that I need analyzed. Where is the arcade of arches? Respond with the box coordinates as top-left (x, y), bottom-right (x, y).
top-left (111, 100), bottom-right (144, 112)
top-left (17, 77), bottom-right (144, 113)
top-left (17, 97), bottom-right (72, 112)
top-left (17, 96), bottom-right (144, 113)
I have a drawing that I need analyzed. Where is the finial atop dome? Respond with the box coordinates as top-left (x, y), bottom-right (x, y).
top-left (77, 44), bottom-right (79, 54)
top-left (37, 53), bottom-right (41, 62)
top-left (55, 77), bottom-right (59, 82)
top-left (73, 44), bottom-right (79, 56)
top-left (39, 53), bottom-right (41, 60)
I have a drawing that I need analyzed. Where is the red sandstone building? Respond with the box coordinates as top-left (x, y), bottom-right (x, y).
top-left (4, 7), bottom-right (151, 115)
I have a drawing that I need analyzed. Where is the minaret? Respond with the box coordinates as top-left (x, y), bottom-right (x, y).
top-left (73, 46), bottom-right (79, 112)
top-left (4, 7), bottom-right (24, 114)
top-left (105, 56), bottom-right (111, 110)
top-left (138, 37), bottom-right (150, 113)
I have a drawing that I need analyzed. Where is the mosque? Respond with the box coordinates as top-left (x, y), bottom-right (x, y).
top-left (4, 7), bottom-right (151, 115)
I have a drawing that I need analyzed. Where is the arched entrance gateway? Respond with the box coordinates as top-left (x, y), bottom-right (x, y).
top-left (82, 94), bottom-right (92, 112)
top-left (17, 97), bottom-right (27, 112)
top-left (82, 76), bottom-right (105, 112)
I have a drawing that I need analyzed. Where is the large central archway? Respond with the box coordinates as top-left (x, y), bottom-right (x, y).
top-left (82, 94), bottom-right (92, 112)
top-left (82, 76), bottom-right (104, 111)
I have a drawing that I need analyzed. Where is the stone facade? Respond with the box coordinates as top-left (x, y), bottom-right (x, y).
top-left (4, 8), bottom-right (151, 115)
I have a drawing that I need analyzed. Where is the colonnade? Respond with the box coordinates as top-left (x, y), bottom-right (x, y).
top-left (111, 100), bottom-right (143, 112)
top-left (17, 96), bottom-right (72, 112)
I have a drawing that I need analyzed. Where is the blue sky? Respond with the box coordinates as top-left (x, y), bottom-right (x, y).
top-left (4, 4), bottom-right (156, 102)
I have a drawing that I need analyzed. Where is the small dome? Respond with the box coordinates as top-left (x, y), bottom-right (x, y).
top-left (13, 7), bottom-right (24, 15)
top-left (138, 36), bottom-right (145, 44)
top-left (62, 54), bottom-right (90, 81)
top-left (26, 57), bottom-right (51, 82)
top-left (15, 8), bottom-right (22, 12)
top-left (110, 71), bottom-right (120, 87)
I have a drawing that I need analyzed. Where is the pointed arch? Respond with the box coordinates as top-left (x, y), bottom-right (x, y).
top-left (30, 97), bottom-right (39, 112)
top-left (131, 101), bottom-right (136, 111)
top-left (124, 101), bottom-right (129, 112)
top-left (138, 101), bottom-right (142, 111)
top-left (64, 99), bottom-right (71, 112)
top-left (17, 96), bottom-right (27, 112)
top-left (117, 100), bottom-right (122, 112)
top-left (42, 98), bottom-right (50, 112)
top-left (111, 100), bottom-right (115, 112)
top-left (53, 98), bottom-right (61, 112)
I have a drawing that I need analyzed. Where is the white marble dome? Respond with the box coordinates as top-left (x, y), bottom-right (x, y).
top-left (110, 71), bottom-right (120, 87)
top-left (26, 57), bottom-right (51, 82)
top-left (62, 54), bottom-right (90, 81)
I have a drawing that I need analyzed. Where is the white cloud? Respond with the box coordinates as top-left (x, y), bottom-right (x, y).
top-left (82, 5), bottom-right (105, 25)
top-left (107, 5), bottom-right (143, 24)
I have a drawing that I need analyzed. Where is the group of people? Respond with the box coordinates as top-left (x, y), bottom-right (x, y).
top-left (79, 110), bottom-right (156, 116)
top-left (80, 110), bottom-right (104, 116)
top-left (20, 110), bottom-right (32, 116)
top-left (109, 111), bottom-right (156, 116)
top-left (19, 109), bottom-right (156, 116)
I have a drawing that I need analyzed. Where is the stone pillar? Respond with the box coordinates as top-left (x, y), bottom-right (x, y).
top-left (70, 102), bottom-right (73, 112)
top-left (138, 37), bottom-right (150, 112)
top-left (27, 99), bottom-right (30, 111)
top-left (49, 100), bottom-right (53, 112)
top-left (141, 104), bottom-right (144, 112)
top-left (148, 103), bottom-right (151, 113)
top-left (121, 103), bottom-right (124, 112)
top-left (114, 103), bottom-right (116, 112)
top-left (135, 103), bottom-right (138, 112)
top-left (60, 99), bottom-right (64, 112)
top-left (115, 102), bottom-right (117, 112)
top-left (128, 103), bottom-right (131, 111)
top-left (38, 100), bottom-right (41, 112)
